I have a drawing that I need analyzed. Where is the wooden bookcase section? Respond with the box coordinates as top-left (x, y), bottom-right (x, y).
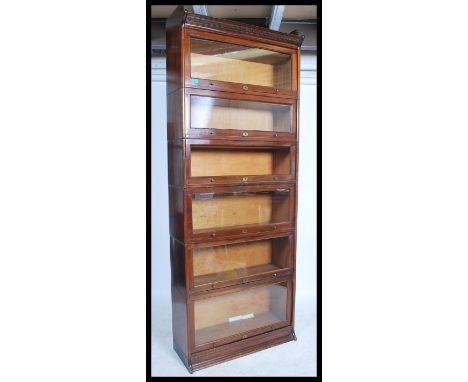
top-left (166, 6), bottom-right (303, 373)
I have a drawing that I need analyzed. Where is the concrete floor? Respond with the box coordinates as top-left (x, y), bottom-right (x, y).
top-left (151, 295), bottom-right (317, 377)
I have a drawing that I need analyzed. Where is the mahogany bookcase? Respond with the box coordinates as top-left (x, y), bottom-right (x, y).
top-left (165, 5), bottom-right (304, 373)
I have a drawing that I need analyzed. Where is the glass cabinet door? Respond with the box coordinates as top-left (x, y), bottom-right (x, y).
top-left (190, 94), bottom-right (293, 134)
top-left (189, 36), bottom-right (293, 92)
top-left (191, 235), bottom-right (291, 290)
top-left (190, 189), bottom-right (291, 237)
top-left (193, 281), bottom-right (289, 347)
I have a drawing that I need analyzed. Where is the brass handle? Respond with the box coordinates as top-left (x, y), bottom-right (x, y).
top-left (210, 178), bottom-right (215, 182)
top-left (242, 85), bottom-right (249, 91)
top-left (273, 226), bottom-right (277, 231)
top-left (273, 273), bottom-right (277, 277)
top-left (242, 132), bottom-right (249, 137)
top-left (242, 334), bottom-right (247, 339)
top-left (241, 229), bottom-right (248, 234)
top-left (242, 177), bottom-right (248, 182)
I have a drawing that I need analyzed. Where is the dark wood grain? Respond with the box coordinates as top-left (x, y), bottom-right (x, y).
top-left (165, 6), bottom-right (186, 96)
top-left (170, 238), bottom-right (189, 360)
top-left (184, 11), bottom-right (305, 48)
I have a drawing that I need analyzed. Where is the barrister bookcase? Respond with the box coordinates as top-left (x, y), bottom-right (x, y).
top-left (165, 6), bottom-right (304, 373)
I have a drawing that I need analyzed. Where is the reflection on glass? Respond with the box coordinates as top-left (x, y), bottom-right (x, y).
top-left (191, 190), bottom-right (290, 232)
top-left (190, 37), bottom-right (292, 89)
top-left (191, 96), bottom-right (292, 132)
top-left (194, 282), bottom-right (288, 345)
top-left (193, 236), bottom-right (290, 286)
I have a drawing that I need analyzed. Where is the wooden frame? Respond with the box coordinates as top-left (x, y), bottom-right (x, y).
top-left (188, 232), bottom-right (295, 293)
top-left (188, 277), bottom-right (293, 353)
top-left (184, 88), bottom-right (298, 141)
top-left (184, 28), bottom-right (299, 98)
top-left (185, 184), bottom-right (296, 243)
top-left (166, 5), bottom-right (302, 373)
top-left (185, 139), bottom-right (297, 186)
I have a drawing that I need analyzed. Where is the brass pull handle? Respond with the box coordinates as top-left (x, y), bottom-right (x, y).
top-left (241, 229), bottom-right (248, 234)
top-left (242, 334), bottom-right (247, 339)
top-left (273, 273), bottom-right (277, 277)
top-left (210, 178), bottom-right (215, 182)
top-left (242, 132), bottom-right (249, 137)
top-left (242, 177), bottom-right (248, 182)
top-left (273, 226), bottom-right (277, 231)
top-left (242, 85), bottom-right (249, 91)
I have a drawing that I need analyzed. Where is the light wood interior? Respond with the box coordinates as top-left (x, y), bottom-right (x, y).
top-left (194, 240), bottom-right (272, 276)
top-left (191, 52), bottom-right (274, 87)
top-left (191, 148), bottom-right (290, 177)
top-left (193, 237), bottom-right (290, 285)
top-left (192, 192), bottom-right (289, 231)
top-left (271, 194), bottom-right (290, 223)
top-left (191, 96), bottom-right (292, 132)
top-left (195, 287), bottom-right (270, 330)
top-left (194, 283), bottom-right (288, 345)
top-left (190, 38), bottom-right (291, 89)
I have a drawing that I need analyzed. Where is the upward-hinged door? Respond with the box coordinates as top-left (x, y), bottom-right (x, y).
top-left (185, 88), bottom-right (297, 141)
top-left (186, 184), bottom-right (296, 243)
top-left (184, 29), bottom-right (298, 98)
top-left (188, 232), bottom-right (295, 293)
top-left (189, 277), bottom-right (293, 352)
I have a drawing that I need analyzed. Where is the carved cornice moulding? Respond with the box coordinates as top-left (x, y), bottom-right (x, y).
top-left (183, 11), bottom-right (305, 48)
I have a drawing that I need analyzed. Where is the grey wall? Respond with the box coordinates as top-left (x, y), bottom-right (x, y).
top-left (151, 53), bottom-right (317, 311)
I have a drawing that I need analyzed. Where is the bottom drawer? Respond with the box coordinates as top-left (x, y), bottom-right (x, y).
top-left (192, 278), bottom-right (292, 350)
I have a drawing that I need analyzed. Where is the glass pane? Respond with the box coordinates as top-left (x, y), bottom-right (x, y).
top-left (191, 190), bottom-right (290, 232)
top-left (194, 282), bottom-right (288, 346)
top-left (190, 37), bottom-right (292, 89)
top-left (193, 236), bottom-right (290, 286)
top-left (191, 96), bottom-right (292, 132)
top-left (191, 147), bottom-right (291, 177)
